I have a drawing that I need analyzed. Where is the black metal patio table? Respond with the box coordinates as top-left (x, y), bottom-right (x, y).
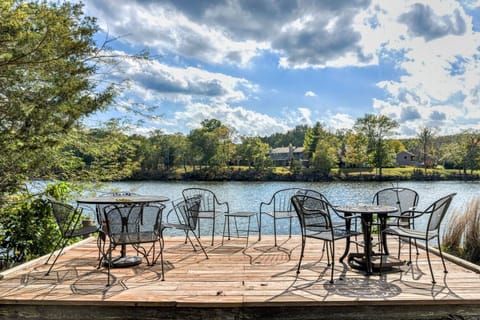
top-left (334, 204), bottom-right (402, 275)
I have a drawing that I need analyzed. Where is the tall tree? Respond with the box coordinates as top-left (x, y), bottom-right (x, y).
top-left (344, 131), bottom-right (368, 168)
top-left (461, 131), bottom-right (480, 174)
top-left (187, 119), bottom-right (233, 168)
top-left (417, 127), bottom-right (435, 174)
top-left (311, 140), bottom-right (337, 177)
top-left (236, 137), bottom-right (270, 169)
top-left (354, 114), bottom-right (398, 177)
top-left (0, 1), bottom-right (119, 195)
top-left (303, 122), bottom-right (324, 161)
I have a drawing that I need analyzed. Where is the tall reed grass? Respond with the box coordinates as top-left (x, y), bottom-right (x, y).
top-left (443, 197), bottom-right (480, 263)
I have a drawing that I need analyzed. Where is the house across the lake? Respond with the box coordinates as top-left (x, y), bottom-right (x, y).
top-left (396, 150), bottom-right (419, 166)
top-left (270, 146), bottom-right (305, 166)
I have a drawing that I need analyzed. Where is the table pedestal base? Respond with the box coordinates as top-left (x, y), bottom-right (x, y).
top-left (348, 253), bottom-right (404, 274)
top-left (105, 256), bottom-right (142, 268)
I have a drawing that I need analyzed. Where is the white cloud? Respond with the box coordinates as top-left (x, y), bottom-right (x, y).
top-left (326, 113), bottom-right (356, 131)
top-left (84, 1), bottom-right (268, 66)
top-left (82, 0), bottom-right (480, 137)
top-left (172, 103), bottom-right (290, 136)
top-left (110, 53), bottom-right (254, 106)
top-left (297, 107), bottom-right (312, 125)
top-left (364, 0), bottom-right (480, 135)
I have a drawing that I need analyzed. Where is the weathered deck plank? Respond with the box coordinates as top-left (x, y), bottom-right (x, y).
top-left (1, 235), bottom-right (480, 319)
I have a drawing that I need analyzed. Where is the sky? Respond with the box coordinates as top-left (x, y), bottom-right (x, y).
top-left (79, 0), bottom-right (480, 139)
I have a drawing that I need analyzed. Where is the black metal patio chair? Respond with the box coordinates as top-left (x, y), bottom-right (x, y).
top-left (258, 188), bottom-right (327, 246)
top-left (94, 191), bottom-right (139, 267)
top-left (45, 199), bottom-right (99, 276)
top-left (291, 194), bottom-right (361, 283)
top-left (380, 193), bottom-right (456, 283)
top-left (181, 188), bottom-right (229, 246)
top-left (103, 203), bottom-right (166, 285)
top-left (373, 187), bottom-right (420, 258)
top-left (162, 197), bottom-right (208, 259)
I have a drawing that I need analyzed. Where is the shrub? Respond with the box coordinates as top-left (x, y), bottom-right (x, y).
top-left (0, 182), bottom-right (77, 267)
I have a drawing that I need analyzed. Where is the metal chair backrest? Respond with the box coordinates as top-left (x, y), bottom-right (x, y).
top-left (182, 188), bottom-right (223, 213)
top-left (172, 197), bottom-right (201, 230)
top-left (426, 193), bottom-right (456, 233)
top-left (103, 203), bottom-right (165, 240)
top-left (265, 188), bottom-right (327, 213)
top-left (103, 204), bottom-right (143, 239)
top-left (49, 199), bottom-right (82, 237)
top-left (291, 195), bottom-right (332, 233)
top-left (96, 192), bottom-right (139, 225)
top-left (373, 187), bottom-right (419, 214)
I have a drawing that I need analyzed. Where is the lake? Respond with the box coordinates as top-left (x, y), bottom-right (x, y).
top-left (83, 180), bottom-right (479, 237)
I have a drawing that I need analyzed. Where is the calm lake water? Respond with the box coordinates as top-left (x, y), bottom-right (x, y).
top-left (82, 180), bottom-right (479, 237)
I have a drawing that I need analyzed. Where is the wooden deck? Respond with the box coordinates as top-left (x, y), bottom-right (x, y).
top-left (1, 235), bottom-right (480, 320)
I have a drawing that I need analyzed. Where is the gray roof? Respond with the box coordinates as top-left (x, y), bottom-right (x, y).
top-left (270, 147), bottom-right (305, 154)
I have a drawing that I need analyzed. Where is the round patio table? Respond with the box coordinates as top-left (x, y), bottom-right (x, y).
top-left (334, 204), bottom-right (399, 275)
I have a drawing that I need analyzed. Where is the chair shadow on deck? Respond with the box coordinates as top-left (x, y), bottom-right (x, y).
top-left (70, 269), bottom-right (125, 299)
top-left (248, 238), bottom-right (296, 265)
top-left (386, 267), bottom-right (460, 300)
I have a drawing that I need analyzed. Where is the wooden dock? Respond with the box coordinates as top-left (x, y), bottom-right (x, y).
top-left (1, 235), bottom-right (480, 320)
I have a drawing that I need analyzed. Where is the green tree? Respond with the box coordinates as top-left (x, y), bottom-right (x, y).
top-left (236, 137), bottom-right (270, 169)
top-left (262, 125), bottom-right (307, 148)
top-left (311, 140), bottom-right (337, 177)
top-left (53, 121), bottom-right (140, 181)
top-left (438, 142), bottom-right (463, 170)
top-left (211, 125), bottom-right (234, 167)
top-left (354, 114), bottom-right (398, 177)
top-left (187, 119), bottom-right (233, 168)
top-left (417, 127), bottom-right (435, 174)
top-left (303, 122), bottom-right (324, 161)
top-left (461, 131), bottom-right (480, 174)
top-left (0, 1), bottom-right (118, 196)
top-left (344, 131), bottom-right (368, 168)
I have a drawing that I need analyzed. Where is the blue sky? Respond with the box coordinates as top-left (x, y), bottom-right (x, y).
top-left (80, 0), bottom-right (480, 138)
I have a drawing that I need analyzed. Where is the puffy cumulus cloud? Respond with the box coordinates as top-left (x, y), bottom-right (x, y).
top-left (280, 106), bottom-right (314, 127)
top-left (83, 0), bottom-right (267, 66)
top-left (109, 53), bottom-right (253, 106)
top-left (461, 0), bottom-right (480, 9)
top-left (367, 0), bottom-right (480, 136)
top-left (399, 4), bottom-right (466, 41)
top-left (83, 0), bottom-right (480, 137)
top-left (400, 106), bottom-right (421, 122)
top-left (305, 91), bottom-right (317, 97)
top-left (84, 0), bottom-right (375, 68)
top-left (325, 113), bottom-right (356, 131)
top-left (276, 3), bottom-right (374, 68)
top-left (171, 103), bottom-right (290, 137)
top-left (297, 107), bottom-right (313, 125)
